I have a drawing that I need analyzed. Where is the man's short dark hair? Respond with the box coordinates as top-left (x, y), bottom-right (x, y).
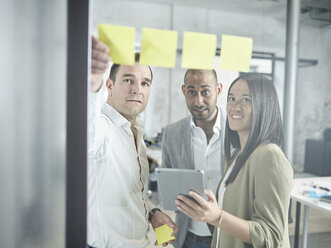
top-left (109, 53), bottom-right (153, 83)
top-left (184, 69), bottom-right (218, 84)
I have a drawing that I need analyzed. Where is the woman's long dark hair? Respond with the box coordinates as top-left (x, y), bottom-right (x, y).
top-left (224, 73), bottom-right (284, 185)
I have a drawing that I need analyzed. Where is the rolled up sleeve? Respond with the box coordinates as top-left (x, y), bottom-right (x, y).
top-left (248, 147), bottom-right (293, 248)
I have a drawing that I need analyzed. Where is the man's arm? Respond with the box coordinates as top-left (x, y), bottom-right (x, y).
top-left (88, 36), bottom-right (110, 157)
top-left (91, 36), bottom-right (110, 92)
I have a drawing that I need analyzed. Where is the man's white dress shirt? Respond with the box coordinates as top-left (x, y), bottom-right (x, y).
top-left (188, 108), bottom-right (223, 236)
top-left (88, 92), bottom-right (153, 248)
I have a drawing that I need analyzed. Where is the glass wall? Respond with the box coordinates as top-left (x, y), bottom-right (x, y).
top-left (0, 1), bottom-right (67, 247)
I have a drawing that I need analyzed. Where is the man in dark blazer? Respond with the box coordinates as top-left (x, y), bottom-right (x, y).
top-left (162, 69), bottom-right (225, 248)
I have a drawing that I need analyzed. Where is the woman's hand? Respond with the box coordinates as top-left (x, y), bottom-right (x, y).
top-left (175, 189), bottom-right (221, 226)
top-left (177, 190), bottom-right (252, 244)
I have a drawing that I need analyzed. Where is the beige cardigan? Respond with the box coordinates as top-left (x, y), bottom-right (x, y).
top-left (211, 144), bottom-right (293, 248)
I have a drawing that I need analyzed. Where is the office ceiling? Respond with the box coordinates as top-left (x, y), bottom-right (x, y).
top-left (301, 0), bottom-right (331, 24)
top-left (127, 0), bottom-right (286, 16)
top-left (125, 0), bottom-right (331, 25)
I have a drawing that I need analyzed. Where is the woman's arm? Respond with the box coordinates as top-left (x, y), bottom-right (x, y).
top-left (247, 146), bottom-right (293, 247)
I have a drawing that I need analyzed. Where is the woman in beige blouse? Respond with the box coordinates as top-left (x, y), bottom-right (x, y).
top-left (175, 73), bottom-right (293, 248)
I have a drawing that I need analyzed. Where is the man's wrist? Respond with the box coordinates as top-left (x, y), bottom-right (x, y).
top-left (148, 208), bottom-right (161, 222)
top-left (91, 76), bottom-right (103, 93)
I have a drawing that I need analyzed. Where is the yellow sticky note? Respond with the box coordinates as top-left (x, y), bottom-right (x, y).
top-left (98, 24), bottom-right (135, 65)
top-left (140, 28), bottom-right (178, 68)
top-left (220, 35), bottom-right (253, 72)
top-left (182, 31), bottom-right (217, 70)
top-left (155, 224), bottom-right (175, 245)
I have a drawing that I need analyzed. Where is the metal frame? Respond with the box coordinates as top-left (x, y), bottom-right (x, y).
top-left (176, 47), bottom-right (318, 83)
top-left (66, 0), bottom-right (89, 246)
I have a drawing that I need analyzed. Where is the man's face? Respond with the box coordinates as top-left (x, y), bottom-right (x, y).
top-left (107, 63), bottom-right (152, 122)
top-left (182, 71), bottom-right (221, 121)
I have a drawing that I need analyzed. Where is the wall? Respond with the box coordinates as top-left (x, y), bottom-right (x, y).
top-left (295, 22), bottom-right (331, 171)
top-left (92, 0), bottom-right (331, 171)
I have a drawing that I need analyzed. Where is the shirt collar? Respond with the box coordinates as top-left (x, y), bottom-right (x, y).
top-left (101, 103), bottom-right (144, 132)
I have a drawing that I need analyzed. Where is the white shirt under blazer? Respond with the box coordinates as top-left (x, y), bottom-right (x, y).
top-left (188, 109), bottom-right (223, 236)
top-left (162, 107), bottom-right (226, 248)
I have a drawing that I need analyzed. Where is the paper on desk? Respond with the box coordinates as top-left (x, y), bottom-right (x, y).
top-left (220, 35), bottom-right (253, 72)
top-left (312, 180), bottom-right (331, 190)
top-left (304, 190), bottom-right (328, 198)
top-left (146, 149), bottom-right (162, 161)
top-left (181, 31), bottom-right (217, 70)
top-left (155, 224), bottom-right (175, 245)
top-left (98, 24), bottom-right (135, 65)
top-left (140, 28), bottom-right (178, 68)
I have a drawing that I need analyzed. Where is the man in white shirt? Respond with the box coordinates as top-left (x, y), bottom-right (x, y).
top-left (89, 37), bottom-right (178, 248)
top-left (162, 69), bottom-right (225, 248)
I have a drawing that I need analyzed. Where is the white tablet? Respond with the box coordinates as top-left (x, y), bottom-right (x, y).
top-left (155, 168), bottom-right (205, 211)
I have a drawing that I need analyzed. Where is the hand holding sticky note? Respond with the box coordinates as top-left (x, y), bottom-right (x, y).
top-left (155, 224), bottom-right (175, 246)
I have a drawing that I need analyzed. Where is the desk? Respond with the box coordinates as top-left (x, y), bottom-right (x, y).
top-left (146, 147), bottom-right (162, 205)
top-left (291, 177), bottom-right (331, 248)
top-left (146, 147), bottom-right (162, 168)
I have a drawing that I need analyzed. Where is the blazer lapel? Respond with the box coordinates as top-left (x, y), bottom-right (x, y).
top-left (181, 117), bottom-right (194, 170)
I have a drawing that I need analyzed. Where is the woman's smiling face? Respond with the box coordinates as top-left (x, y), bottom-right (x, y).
top-left (226, 79), bottom-right (252, 138)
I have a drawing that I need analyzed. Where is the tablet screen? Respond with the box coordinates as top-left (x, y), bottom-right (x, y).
top-left (155, 168), bottom-right (205, 211)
